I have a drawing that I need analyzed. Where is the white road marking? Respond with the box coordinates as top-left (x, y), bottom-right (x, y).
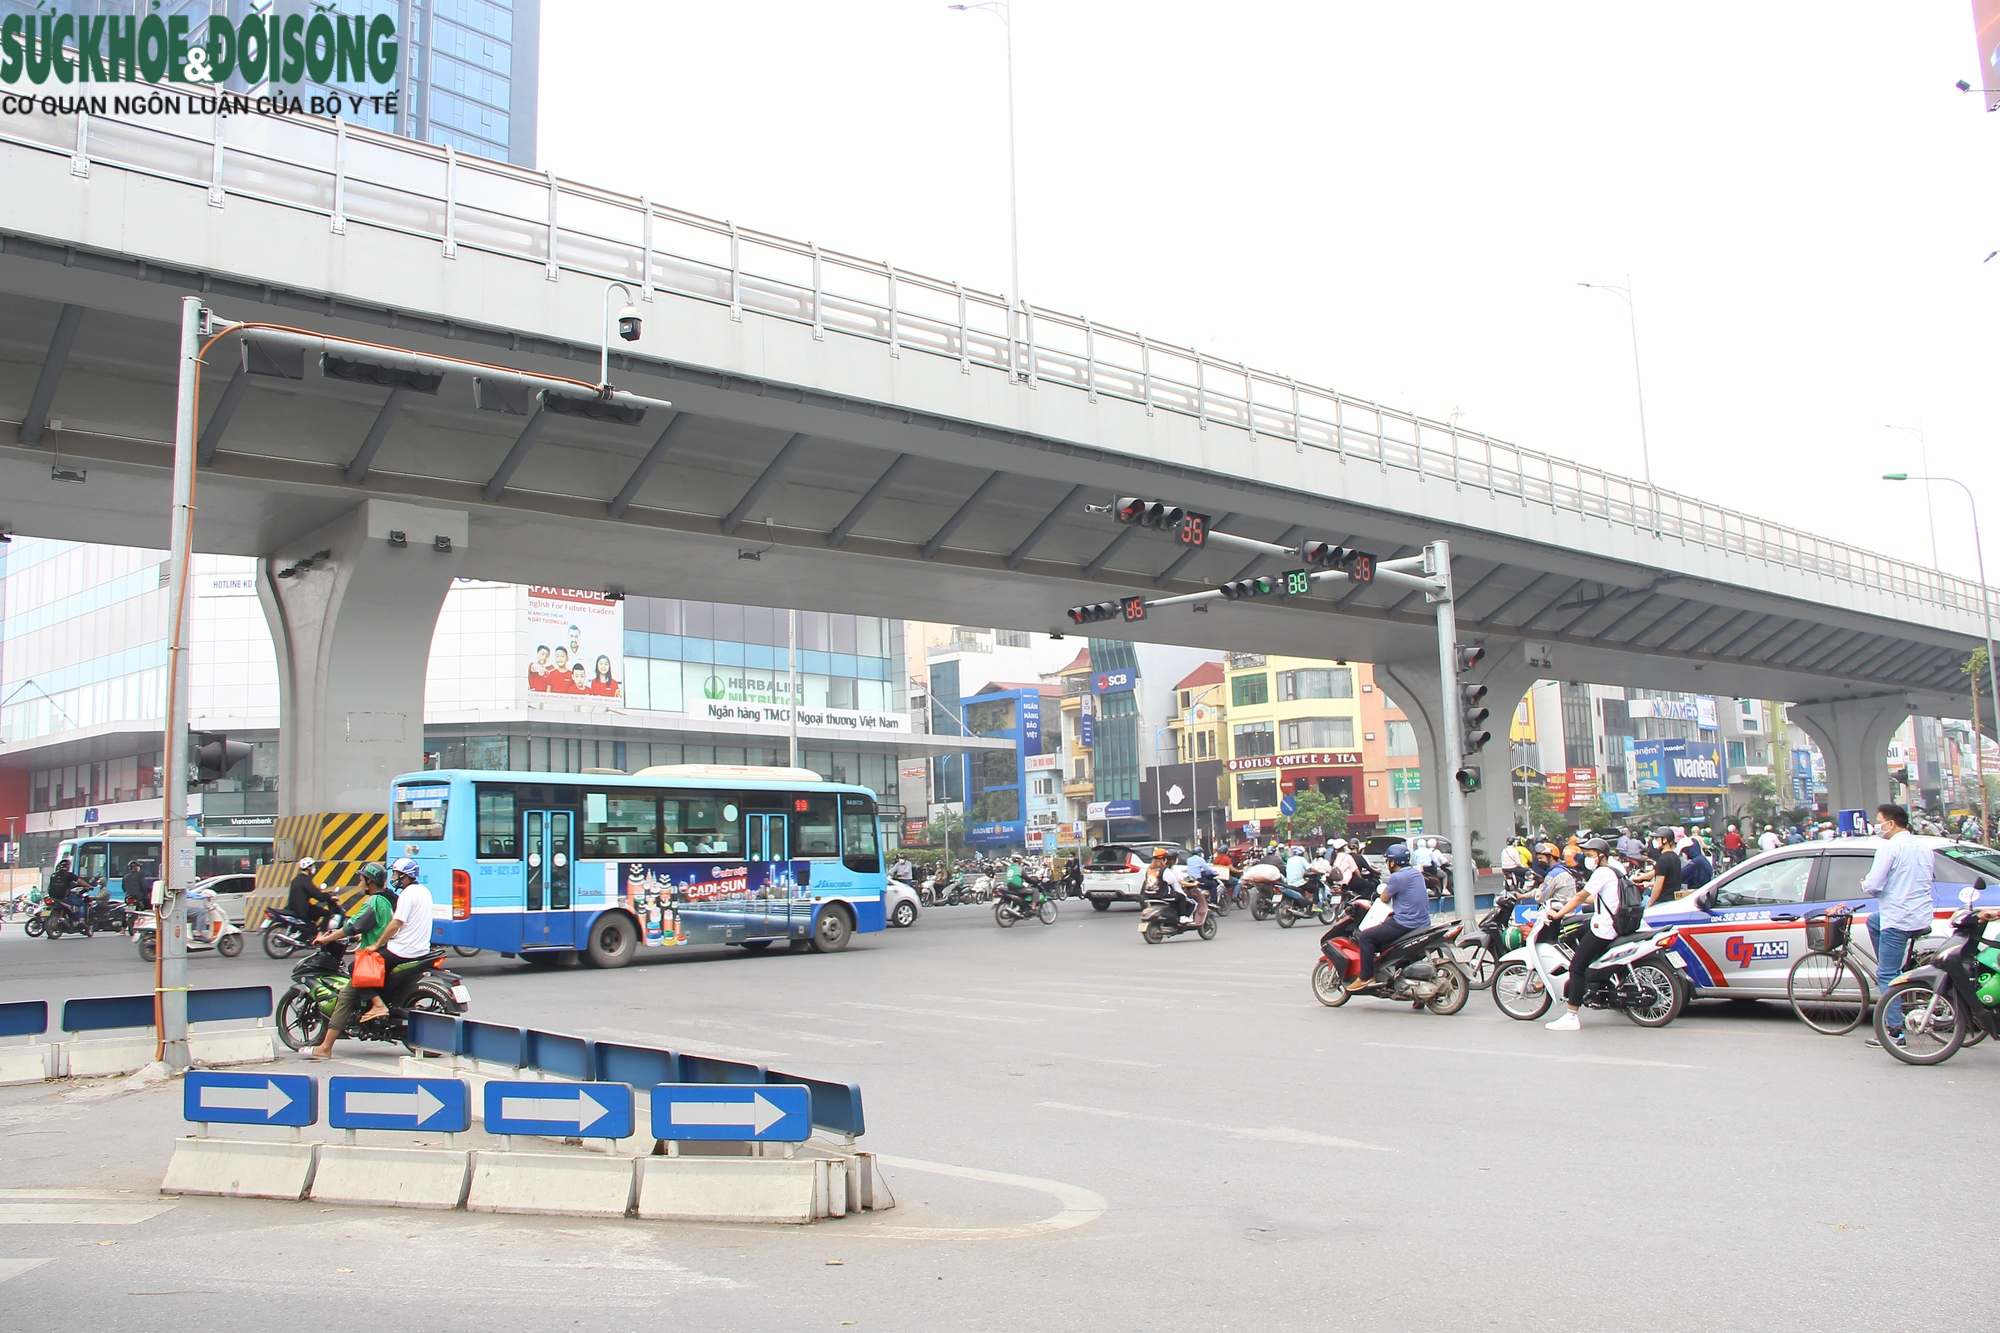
top-left (840, 1002), bottom-right (1035, 1024)
top-left (0, 1259), bottom-right (51, 1283)
top-left (0, 1190), bottom-right (178, 1225)
top-left (862, 1155), bottom-right (1107, 1241)
top-left (909, 994), bottom-right (1112, 1013)
top-left (1020, 981), bottom-right (1236, 998)
top-left (1037, 1101), bottom-right (1393, 1152)
top-left (1361, 1041), bottom-right (1703, 1069)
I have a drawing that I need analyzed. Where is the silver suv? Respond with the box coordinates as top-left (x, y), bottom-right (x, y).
top-left (1082, 842), bottom-right (1189, 912)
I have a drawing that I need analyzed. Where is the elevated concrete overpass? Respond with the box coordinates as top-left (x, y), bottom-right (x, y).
top-left (0, 96), bottom-right (1987, 838)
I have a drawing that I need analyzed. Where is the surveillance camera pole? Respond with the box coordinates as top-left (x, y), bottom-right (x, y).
top-left (600, 281), bottom-right (636, 390)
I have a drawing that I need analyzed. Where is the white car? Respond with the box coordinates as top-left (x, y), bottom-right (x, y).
top-left (884, 880), bottom-right (921, 928)
top-left (1082, 842), bottom-right (1189, 911)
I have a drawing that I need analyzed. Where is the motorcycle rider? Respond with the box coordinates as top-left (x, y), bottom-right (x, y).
top-left (1543, 837), bottom-right (1628, 1031)
top-left (1159, 852), bottom-right (1203, 930)
top-left (1350, 844), bottom-right (1431, 992)
top-left (306, 862), bottom-right (398, 1059)
top-left (46, 858), bottom-right (85, 929)
top-left (890, 853), bottom-right (915, 886)
top-left (1330, 840), bottom-right (1361, 896)
top-left (285, 857), bottom-right (340, 933)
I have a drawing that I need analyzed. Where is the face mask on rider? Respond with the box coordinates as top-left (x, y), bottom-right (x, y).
top-left (1584, 855), bottom-right (1600, 871)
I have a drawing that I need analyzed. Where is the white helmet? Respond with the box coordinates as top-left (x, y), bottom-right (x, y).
top-left (1309, 858), bottom-right (1332, 876)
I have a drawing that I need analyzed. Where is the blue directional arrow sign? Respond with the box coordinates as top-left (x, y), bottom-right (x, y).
top-left (327, 1076), bottom-right (469, 1133)
top-left (484, 1081), bottom-right (634, 1139)
top-left (184, 1071), bottom-right (316, 1127)
top-left (650, 1083), bottom-right (811, 1142)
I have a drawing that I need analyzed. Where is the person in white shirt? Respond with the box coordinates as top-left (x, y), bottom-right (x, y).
top-left (1757, 826), bottom-right (1782, 853)
top-left (1544, 838), bottom-right (1626, 1031)
top-left (1861, 804), bottom-right (1936, 1048)
top-left (1330, 840), bottom-right (1361, 893)
top-left (366, 856), bottom-right (437, 1022)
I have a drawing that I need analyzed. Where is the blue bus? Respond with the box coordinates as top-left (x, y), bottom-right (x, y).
top-left (389, 764), bottom-right (887, 968)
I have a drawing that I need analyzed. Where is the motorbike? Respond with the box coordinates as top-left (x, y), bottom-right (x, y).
top-left (1451, 889), bottom-right (1529, 990)
top-left (1490, 896), bottom-right (1687, 1027)
top-left (1276, 869), bottom-right (1340, 929)
top-left (23, 896), bottom-right (94, 941)
top-left (86, 894), bottom-right (133, 935)
top-left (1310, 895), bottom-right (1469, 1013)
top-left (261, 907), bottom-right (323, 959)
top-left (1872, 883), bottom-right (2000, 1066)
top-left (994, 879), bottom-right (1059, 927)
top-left (1242, 864), bottom-right (1285, 921)
top-left (1138, 888), bottom-right (1217, 944)
top-left (276, 935), bottom-right (471, 1053)
top-left (133, 890), bottom-right (245, 961)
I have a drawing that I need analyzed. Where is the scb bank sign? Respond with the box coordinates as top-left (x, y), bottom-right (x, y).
top-left (2, 9), bottom-right (399, 93)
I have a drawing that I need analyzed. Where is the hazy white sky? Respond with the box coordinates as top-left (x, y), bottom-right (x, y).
top-left (542, 2), bottom-right (2000, 587)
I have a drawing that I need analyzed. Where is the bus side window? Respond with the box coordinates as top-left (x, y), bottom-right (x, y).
top-left (477, 786), bottom-right (519, 858)
top-left (663, 792), bottom-right (743, 858)
top-left (75, 842), bottom-right (109, 883)
top-left (840, 794), bottom-right (881, 874)
top-left (792, 795), bottom-right (839, 859)
top-left (583, 790), bottom-right (662, 858)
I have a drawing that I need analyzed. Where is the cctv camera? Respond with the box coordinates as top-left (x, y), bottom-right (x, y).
top-left (617, 305), bottom-right (642, 342)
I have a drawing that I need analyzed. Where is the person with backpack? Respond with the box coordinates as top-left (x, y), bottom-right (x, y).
top-left (1543, 837), bottom-right (1636, 1031)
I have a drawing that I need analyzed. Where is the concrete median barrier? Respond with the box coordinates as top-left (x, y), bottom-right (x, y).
top-left (0, 1045), bottom-right (53, 1086)
top-left (309, 1144), bottom-right (470, 1210)
top-left (465, 1151), bottom-right (637, 1218)
top-left (61, 1035), bottom-right (157, 1078)
top-left (161, 1138), bottom-right (318, 1200)
top-left (634, 1155), bottom-right (821, 1224)
top-left (188, 1029), bottom-right (279, 1066)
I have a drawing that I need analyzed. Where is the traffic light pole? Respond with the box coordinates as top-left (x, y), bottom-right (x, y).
top-left (160, 296), bottom-right (201, 1073)
top-left (1425, 540), bottom-right (1477, 927)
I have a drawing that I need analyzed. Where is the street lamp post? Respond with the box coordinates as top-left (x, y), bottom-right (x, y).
top-left (948, 2), bottom-right (1022, 371)
top-left (1884, 471), bottom-right (2000, 837)
top-left (1578, 278), bottom-right (1654, 489)
top-left (1884, 426), bottom-right (1941, 570)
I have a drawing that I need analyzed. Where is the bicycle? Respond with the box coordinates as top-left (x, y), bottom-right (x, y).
top-left (1787, 907), bottom-right (1871, 1034)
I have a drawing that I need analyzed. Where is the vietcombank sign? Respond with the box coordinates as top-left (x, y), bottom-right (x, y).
top-left (3, 10), bottom-right (398, 116)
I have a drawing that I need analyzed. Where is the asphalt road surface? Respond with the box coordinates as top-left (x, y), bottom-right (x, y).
top-left (0, 899), bottom-right (1986, 1332)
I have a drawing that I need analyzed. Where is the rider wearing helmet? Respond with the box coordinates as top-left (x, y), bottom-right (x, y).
top-left (1351, 843), bottom-right (1431, 992)
top-left (1543, 837), bottom-right (1627, 1031)
top-left (308, 862), bottom-right (397, 1058)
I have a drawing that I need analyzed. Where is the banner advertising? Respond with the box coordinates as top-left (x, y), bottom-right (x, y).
top-left (1021, 693), bottom-right (1043, 757)
top-left (900, 761), bottom-right (929, 782)
top-left (1790, 749), bottom-right (1816, 804)
top-left (1632, 739), bottom-right (1727, 794)
top-left (1567, 767), bottom-right (1600, 804)
top-left (615, 860), bottom-right (808, 949)
top-left (1545, 771), bottom-right (1570, 808)
top-left (1510, 694), bottom-right (1535, 743)
top-left (1696, 696), bottom-right (1719, 730)
top-left (1225, 750), bottom-right (1363, 773)
top-left (1977, 0), bottom-right (2000, 111)
top-left (1025, 754), bottom-right (1060, 772)
top-left (1628, 696), bottom-right (1717, 727)
top-left (1093, 669), bottom-right (1135, 694)
top-left (527, 588), bottom-right (623, 703)
top-left (1079, 693), bottom-right (1095, 748)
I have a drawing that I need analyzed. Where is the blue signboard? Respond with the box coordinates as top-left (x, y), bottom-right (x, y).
top-left (1020, 693), bottom-right (1043, 757)
top-left (649, 1083), bottom-right (811, 1142)
top-left (184, 1071), bottom-right (316, 1127)
top-left (484, 1081), bottom-right (634, 1139)
top-left (1630, 738), bottom-right (1727, 795)
top-left (1102, 799), bottom-right (1140, 820)
top-left (1280, 794), bottom-right (1297, 815)
top-left (1093, 669), bottom-right (1134, 694)
top-left (1079, 694), bottom-right (1094, 748)
top-left (327, 1076), bottom-right (469, 1132)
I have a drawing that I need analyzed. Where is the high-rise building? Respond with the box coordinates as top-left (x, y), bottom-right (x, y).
top-left (0, 1), bottom-right (540, 168)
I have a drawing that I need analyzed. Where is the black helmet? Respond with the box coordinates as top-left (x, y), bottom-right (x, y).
top-left (1582, 837), bottom-right (1612, 854)
top-left (359, 861), bottom-right (387, 885)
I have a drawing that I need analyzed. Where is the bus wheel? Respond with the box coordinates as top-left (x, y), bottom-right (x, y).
top-left (810, 906), bottom-right (852, 954)
top-left (583, 915), bottom-right (639, 969)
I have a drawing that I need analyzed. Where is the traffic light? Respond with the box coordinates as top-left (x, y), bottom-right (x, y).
top-left (1121, 596), bottom-right (1148, 623)
top-left (1112, 496), bottom-right (1208, 544)
top-left (1067, 601), bottom-right (1122, 625)
top-left (1297, 540), bottom-right (1347, 569)
top-left (1218, 575), bottom-right (1277, 601)
top-left (1455, 644), bottom-right (1486, 673)
top-left (193, 731), bottom-right (251, 783)
top-left (1460, 683), bottom-right (1492, 753)
top-left (1280, 568), bottom-right (1312, 597)
top-left (1455, 765), bottom-right (1482, 794)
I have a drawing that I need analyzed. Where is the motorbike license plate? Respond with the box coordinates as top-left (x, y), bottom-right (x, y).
top-left (450, 985), bottom-right (470, 1004)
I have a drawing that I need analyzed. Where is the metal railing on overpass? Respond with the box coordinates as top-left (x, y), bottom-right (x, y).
top-left (0, 90), bottom-right (1980, 615)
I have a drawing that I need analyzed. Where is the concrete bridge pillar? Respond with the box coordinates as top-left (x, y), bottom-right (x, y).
top-left (1376, 651), bottom-right (1542, 867)
top-left (1787, 694), bottom-right (1913, 819)
top-left (257, 500), bottom-right (469, 815)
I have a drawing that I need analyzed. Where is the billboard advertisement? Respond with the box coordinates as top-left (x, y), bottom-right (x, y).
top-left (527, 587), bottom-right (623, 702)
top-left (1632, 739), bottom-right (1727, 795)
top-left (1020, 693), bottom-right (1043, 757)
top-left (1977, 0), bottom-right (2000, 111)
